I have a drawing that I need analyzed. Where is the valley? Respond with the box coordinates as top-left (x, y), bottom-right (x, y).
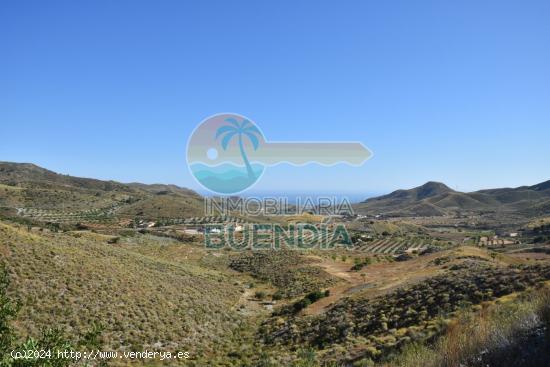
top-left (1, 161), bottom-right (549, 366)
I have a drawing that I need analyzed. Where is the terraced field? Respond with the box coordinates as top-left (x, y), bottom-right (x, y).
top-left (15, 208), bottom-right (252, 227)
top-left (356, 238), bottom-right (431, 254)
top-left (16, 206), bottom-right (119, 223)
top-left (158, 216), bottom-right (248, 225)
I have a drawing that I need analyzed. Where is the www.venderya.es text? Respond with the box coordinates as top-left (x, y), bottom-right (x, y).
top-left (11, 349), bottom-right (191, 361)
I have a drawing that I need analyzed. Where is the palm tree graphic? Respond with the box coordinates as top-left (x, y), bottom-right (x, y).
top-left (215, 118), bottom-right (261, 180)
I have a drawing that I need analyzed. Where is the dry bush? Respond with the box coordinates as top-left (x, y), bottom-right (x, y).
top-left (385, 286), bottom-right (550, 367)
top-left (0, 221), bottom-right (252, 365)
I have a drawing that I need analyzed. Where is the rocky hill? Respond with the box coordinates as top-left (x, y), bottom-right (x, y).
top-left (355, 180), bottom-right (550, 217)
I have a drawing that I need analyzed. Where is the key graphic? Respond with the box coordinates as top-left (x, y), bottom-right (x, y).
top-left (187, 113), bottom-right (372, 194)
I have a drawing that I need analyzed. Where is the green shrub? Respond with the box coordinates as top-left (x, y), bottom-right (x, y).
top-left (293, 348), bottom-right (319, 367)
top-left (293, 298), bottom-right (312, 313)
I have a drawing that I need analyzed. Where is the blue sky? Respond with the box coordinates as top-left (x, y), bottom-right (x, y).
top-left (1, 0), bottom-right (549, 198)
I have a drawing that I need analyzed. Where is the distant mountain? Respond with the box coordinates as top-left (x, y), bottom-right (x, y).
top-left (531, 180), bottom-right (550, 192)
top-left (2, 161), bottom-right (548, 220)
top-left (0, 161), bottom-right (204, 219)
top-left (126, 182), bottom-right (200, 197)
top-left (355, 180), bottom-right (550, 217)
top-left (367, 182), bottom-right (453, 204)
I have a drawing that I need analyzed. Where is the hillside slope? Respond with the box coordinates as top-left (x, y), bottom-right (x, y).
top-left (0, 220), bottom-right (247, 363)
top-left (0, 161), bottom-right (204, 220)
top-left (355, 180), bottom-right (550, 217)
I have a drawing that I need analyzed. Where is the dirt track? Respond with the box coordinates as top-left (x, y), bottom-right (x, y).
top-left (303, 250), bottom-right (453, 315)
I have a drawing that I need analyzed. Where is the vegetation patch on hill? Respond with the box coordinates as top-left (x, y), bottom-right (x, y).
top-left (229, 250), bottom-right (338, 298)
top-left (0, 221), bottom-right (251, 363)
top-left (261, 261), bottom-right (550, 364)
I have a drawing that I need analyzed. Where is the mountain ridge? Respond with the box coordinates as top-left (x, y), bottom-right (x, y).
top-left (1, 161), bottom-right (548, 219)
top-left (0, 161), bottom-right (204, 218)
top-left (356, 179), bottom-right (550, 217)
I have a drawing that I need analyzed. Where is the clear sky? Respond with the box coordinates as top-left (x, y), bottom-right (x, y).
top-left (1, 0), bottom-right (549, 198)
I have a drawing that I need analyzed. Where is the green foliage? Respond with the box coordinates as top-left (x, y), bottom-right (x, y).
top-left (292, 348), bottom-right (319, 367)
top-left (257, 352), bottom-right (278, 367)
top-left (78, 322), bottom-right (104, 349)
top-left (351, 257), bottom-right (374, 271)
top-left (10, 329), bottom-right (73, 367)
top-left (0, 265), bottom-right (18, 365)
top-left (292, 290), bottom-right (330, 313)
top-left (293, 298), bottom-right (312, 313)
top-left (305, 290), bottom-right (327, 304)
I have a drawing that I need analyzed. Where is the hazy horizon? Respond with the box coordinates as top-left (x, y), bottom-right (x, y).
top-left (5, 159), bottom-right (549, 204)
